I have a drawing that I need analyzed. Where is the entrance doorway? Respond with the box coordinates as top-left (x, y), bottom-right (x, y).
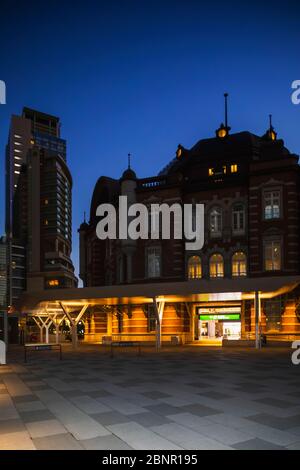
top-left (196, 306), bottom-right (241, 342)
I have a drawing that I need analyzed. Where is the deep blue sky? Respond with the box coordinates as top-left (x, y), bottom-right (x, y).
top-left (0, 0), bottom-right (299, 282)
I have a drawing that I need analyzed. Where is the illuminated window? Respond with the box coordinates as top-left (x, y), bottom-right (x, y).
top-left (48, 279), bottom-right (59, 287)
top-left (14, 142), bottom-right (22, 146)
top-left (14, 163), bottom-right (21, 167)
top-left (208, 168), bottom-right (214, 176)
top-left (14, 149), bottom-right (21, 153)
top-left (264, 190), bottom-right (280, 219)
top-left (44, 199), bottom-right (49, 205)
top-left (209, 207), bottom-right (222, 236)
top-left (231, 164), bottom-right (238, 173)
top-left (45, 220), bottom-right (48, 225)
top-left (232, 204), bottom-right (245, 233)
top-left (14, 170), bottom-right (20, 174)
top-left (14, 156), bottom-right (22, 160)
top-left (30, 139), bottom-right (35, 145)
top-left (232, 252), bottom-right (247, 277)
top-left (209, 254), bottom-right (224, 278)
top-left (264, 241), bottom-right (281, 271)
top-left (14, 134), bottom-right (22, 139)
top-left (188, 256), bottom-right (202, 279)
top-left (223, 165), bottom-right (227, 174)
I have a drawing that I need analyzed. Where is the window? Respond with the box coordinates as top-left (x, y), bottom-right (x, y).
top-left (209, 207), bottom-right (222, 236)
top-left (188, 256), bottom-right (202, 279)
top-left (232, 204), bottom-right (245, 233)
top-left (231, 164), bottom-right (238, 173)
top-left (208, 168), bottom-right (214, 176)
top-left (209, 254), bottom-right (224, 278)
top-left (264, 190), bottom-right (280, 219)
top-left (232, 252), bottom-right (247, 277)
top-left (147, 247), bottom-right (161, 278)
top-left (265, 241), bottom-right (281, 271)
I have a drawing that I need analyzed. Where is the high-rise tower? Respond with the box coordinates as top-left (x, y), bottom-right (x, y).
top-left (5, 108), bottom-right (77, 311)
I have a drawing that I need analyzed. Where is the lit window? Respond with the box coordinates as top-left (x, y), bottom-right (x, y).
top-left (176, 147), bottom-right (182, 159)
top-left (45, 220), bottom-right (48, 225)
top-left (265, 241), bottom-right (281, 271)
top-left (208, 168), bottom-right (214, 176)
top-left (14, 134), bottom-right (22, 139)
top-left (44, 199), bottom-right (49, 205)
top-left (223, 165), bottom-right (227, 174)
top-left (188, 256), bottom-right (202, 279)
top-left (209, 254), bottom-right (224, 278)
top-left (14, 171), bottom-right (20, 174)
top-left (14, 156), bottom-right (22, 160)
top-left (14, 142), bottom-right (22, 146)
top-left (231, 164), bottom-right (238, 173)
top-left (232, 204), bottom-right (245, 233)
top-left (210, 207), bottom-right (222, 236)
top-left (232, 252), bottom-right (247, 277)
top-left (14, 149), bottom-right (21, 153)
top-left (14, 163), bottom-right (21, 167)
top-left (30, 139), bottom-right (35, 145)
top-left (147, 247), bottom-right (161, 278)
top-left (48, 279), bottom-right (59, 287)
top-left (264, 190), bottom-right (280, 219)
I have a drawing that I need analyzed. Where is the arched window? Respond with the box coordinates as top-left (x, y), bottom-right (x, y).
top-left (188, 256), bottom-right (202, 279)
top-left (232, 204), bottom-right (245, 234)
top-left (232, 252), bottom-right (247, 277)
top-left (209, 254), bottom-right (224, 278)
top-left (209, 207), bottom-right (222, 236)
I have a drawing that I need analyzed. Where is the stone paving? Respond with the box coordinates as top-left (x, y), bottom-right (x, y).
top-left (0, 344), bottom-right (300, 450)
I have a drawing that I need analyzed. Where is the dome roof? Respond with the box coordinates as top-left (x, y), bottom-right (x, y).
top-left (121, 168), bottom-right (137, 181)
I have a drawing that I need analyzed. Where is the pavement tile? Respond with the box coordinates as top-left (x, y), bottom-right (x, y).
top-left (233, 438), bottom-right (285, 450)
top-left (0, 419), bottom-right (26, 435)
top-left (108, 422), bottom-right (182, 450)
top-left (19, 409), bottom-right (56, 423)
top-left (25, 419), bottom-right (68, 438)
top-left (0, 430), bottom-right (36, 450)
top-left (32, 433), bottom-right (83, 450)
top-left (81, 435), bottom-right (133, 450)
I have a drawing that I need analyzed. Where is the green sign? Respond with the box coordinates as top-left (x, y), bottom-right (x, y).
top-left (199, 314), bottom-right (240, 321)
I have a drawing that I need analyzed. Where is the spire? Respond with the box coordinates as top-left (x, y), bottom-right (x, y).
top-left (84, 211), bottom-right (86, 223)
top-left (128, 153), bottom-right (131, 169)
top-left (264, 114), bottom-right (277, 141)
top-left (224, 92), bottom-right (228, 128)
top-left (216, 93), bottom-right (231, 138)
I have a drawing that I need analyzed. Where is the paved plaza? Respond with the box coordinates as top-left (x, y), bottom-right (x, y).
top-left (0, 344), bottom-right (300, 450)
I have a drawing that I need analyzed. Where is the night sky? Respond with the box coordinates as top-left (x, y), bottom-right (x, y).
top-left (0, 0), bottom-right (299, 283)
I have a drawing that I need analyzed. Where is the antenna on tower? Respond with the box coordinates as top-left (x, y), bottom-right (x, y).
top-left (128, 153), bottom-right (131, 169)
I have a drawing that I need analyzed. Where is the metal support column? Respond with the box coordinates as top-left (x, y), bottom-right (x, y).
top-left (255, 290), bottom-right (261, 349)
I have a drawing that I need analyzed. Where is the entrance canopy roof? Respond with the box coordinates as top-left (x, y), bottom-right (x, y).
top-left (20, 276), bottom-right (300, 315)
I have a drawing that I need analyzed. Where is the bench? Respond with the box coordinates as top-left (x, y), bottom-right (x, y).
top-left (109, 341), bottom-right (142, 358)
top-left (24, 343), bottom-right (62, 363)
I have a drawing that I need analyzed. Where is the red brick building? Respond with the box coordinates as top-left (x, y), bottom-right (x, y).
top-left (77, 122), bottom-right (300, 344)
